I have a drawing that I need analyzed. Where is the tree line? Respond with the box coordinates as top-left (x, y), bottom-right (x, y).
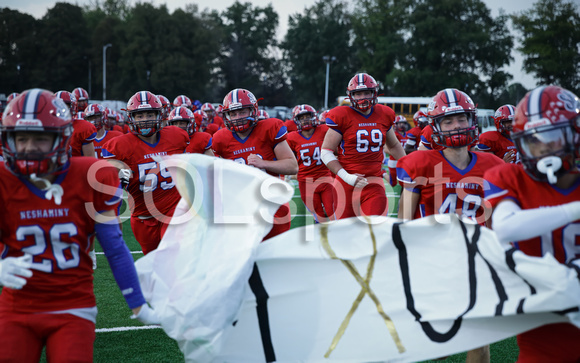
top-left (0, 0), bottom-right (578, 109)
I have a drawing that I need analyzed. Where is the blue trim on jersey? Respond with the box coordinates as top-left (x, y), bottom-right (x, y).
top-left (476, 143), bottom-right (491, 151)
top-left (205, 138), bottom-right (212, 150)
top-left (95, 130), bottom-right (108, 143)
top-left (231, 128), bottom-right (254, 144)
top-left (396, 167), bottom-right (420, 193)
top-left (84, 132), bottom-right (97, 142)
top-left (101, 149), bottom-right (116, 158)
top-left (349, 106), bottom-right (375, 119)
top-left (299, 130), bottom-right (316, 140)
top-left (140, 133), bottom-right (161, 148)
top-left (419, 204), bottom-right (426, 218)
top-left (483, 180), bottom-right (508, 199)
top-left (439, 150), bottom-right (478, 176)
top-left (275, 125), bottom-right (288, 139)
top-left (420, 135), bottom-right (432, 150)
top-left (326, 118), bottom-right (338, 127)
top-left (550, 175), bottom-right (580, 196)
top-left (105, 184), bottom-right (124, 206)
top-left (95, 222), bottom-right (146, 309)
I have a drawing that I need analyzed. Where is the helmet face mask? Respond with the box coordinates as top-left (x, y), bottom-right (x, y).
top-left (428, 88), bottom-right (478, 148)
top-left (1, 89), bottom-right (73, 178)
top-left (84, 104), bottom-right (108, 131)
top-left (512, 86), bottom-right (580, 184)
top-left (413, 111), bottom-right (429, 129)
top-left (494, 104), bottom-right (516, 136)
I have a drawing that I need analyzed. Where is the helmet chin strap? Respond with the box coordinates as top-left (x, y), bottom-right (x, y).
top-left (536, 156), bottom-right (562, 184)
top-left (30, 173), bottom-right (64, 205)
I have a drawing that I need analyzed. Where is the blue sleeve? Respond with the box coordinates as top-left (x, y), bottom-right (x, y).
top-left (95, 222), bottom-right (146, 309)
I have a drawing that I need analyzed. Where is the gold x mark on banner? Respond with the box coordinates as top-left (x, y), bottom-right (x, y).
top-left (320, 221), bottom-right (405, 357)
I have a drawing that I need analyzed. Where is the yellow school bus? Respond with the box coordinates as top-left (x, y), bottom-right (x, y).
top-left (337, 96), bottom-right (432, 125)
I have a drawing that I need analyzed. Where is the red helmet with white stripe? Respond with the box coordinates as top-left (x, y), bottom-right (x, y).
top-left (84, 103), bottom-right (108, 130)
top-left (126, 91), bottom-right (162, 137)
top-left (1, 89), bottom-right (73, 177)
top-left (72, 87), bottom-right (89, 112)
top-left (293, 104), bottom-right (317, 131)
top-left (428, 88), bottom-right (478, 148)
top-left (347, 73), bottom-right (378, 112)
top-left (173, 95), bottom-right (193, 110)
top-left (222, 88), bottom-right (258, 133)
top-left (493, 104), bottom-right (515, 136)
top-left (413, 110), bottom-right (429, 129)
top-left (55, 90), bottom-right (78, 115)
top-left (512, 85), bottom-right (580, 183)
top-left (168, 106), bottom-right (196, 135)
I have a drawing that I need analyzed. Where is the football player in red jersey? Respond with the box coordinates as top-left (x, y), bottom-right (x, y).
top-left (397, 88), bottom-right (503, 225)
top-left (101, 91), bottom-right (190, 255)
top-left (321, 73), bottom-right (405, 220)
top-left (201, 102), bottom-right (225, 129)
top-left (55, 90), bottom-right (97, 158)
top-left (106, 108), bottom-right (124, 133)
top-left (397, 88), bottom-right (502, 362)
top-left (85, 104), bottom-right (123, 159)
top-left (212, 88), bottom-right (298, 240)
top-left (0, 89), bottom-right (158, 362)
top-left (405, 110), bottom-right (430, 154)
top-left (257, 109), bottom-right (270, 121)
top-left (173, 94), bottom-right (193, 110)
top-left (166, 106), bottom-right (214, 156)
top-left (484, 85), bottom-right (580, 362)
top-left (287, 104), bottom-right (335, 222)
top-left (477, 104), bottom-right (518, 163)
top-left (157, 94), bottom-right (172, 127)
top-left (72, 87), bottom-right (89, 112)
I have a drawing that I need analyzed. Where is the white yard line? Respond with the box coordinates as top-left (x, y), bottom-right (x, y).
top-left (96, 325), bottom-right (161, 333)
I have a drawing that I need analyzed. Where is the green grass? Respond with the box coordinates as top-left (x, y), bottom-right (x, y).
top-left (35, 180), bottom-right (518, 362)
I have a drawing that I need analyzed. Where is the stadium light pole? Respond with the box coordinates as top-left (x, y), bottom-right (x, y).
top-left (102, 43), bottom-right (112, 100)
top-left (322, 55), bottom-right (336, 110)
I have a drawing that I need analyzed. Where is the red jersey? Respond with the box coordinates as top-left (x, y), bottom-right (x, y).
top-left (211, 116), bottom-right (225, 128)
top-left (477, 131), bottom-right (519, 163)
top-left (286, 125), bottom-right (332, 182)
top-left (284, 119), bottom-right (298, 133)
top-left (101, 126), bottom-right (190, 218)
top-left (0, 158), bottom-right (121, 313)
top-left (93, 130), bottom-right (123, 159)
top-left (212, 118), bottom-right (287, 177)
top-left (397, 150), bottom-right (503, 223)
top-left (395, 130), bottom-right (409, 147)
top-left (70, 119), bottom-right (97, 157)
top-left (112, 125), bottom-right (124, 133)
top-left (185, 131), bottom-right (212, 154)
top-left (484, 163), bottom-right (580, 262)
top-left (406, 126), bottom-right (423, 148)
top-left (326, 104), bottom-right (395, 177)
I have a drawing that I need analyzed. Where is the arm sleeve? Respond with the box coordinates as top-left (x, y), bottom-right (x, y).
top-left (492, 200), bottom-right (580, 244)
top-left (95, 222), bottom-right (146, 309)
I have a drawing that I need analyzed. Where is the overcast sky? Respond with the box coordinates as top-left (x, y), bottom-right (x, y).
top-left (4, 0), bottom-right (544, 88)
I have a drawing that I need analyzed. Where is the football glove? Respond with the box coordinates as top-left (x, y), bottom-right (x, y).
top-left (0, 254), bottom-right (33, 289)
top-left (131, 303), bottom-right (161, 325)
top-left (119, 169), bottom-right (131, 189)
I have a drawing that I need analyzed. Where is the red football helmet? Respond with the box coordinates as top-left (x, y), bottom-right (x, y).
top-left (75, 111), bottom-right (85, 121)
top-left (257, 109), bottom-right (270, 121)
top-left (216, 105), bottom-right (224, 117)
top-left (173, 95), bottom-right (193, 110)
top-left (84, 103), bottom-right (108, 131)
top-left (126, 91), bottom-right (162, 137)
top-left (347, 73), bottom-right (378, 112)
top-left (201, 103), bottom-right (216, 119)
top-left (293, 104), bottom-right (317, 131)
top-left (512, 85), bottom-right (580, 184)
top-left (1, 89), bottom-right (73, 177)
top-left (493, 104), bottom-right (516, 135)
top-left (6, 92), bottom-right (19, 104)
top-left (394, 115), bottom-right (409, 133)
top-left (55, 90), bottom-right (78, 115)
top-left (427, 88), bottom-right (478, 148)
top-left (168, 106), bottom-right (196, 135)
top-left (72, 87), bottom-right (89, 112)
top-left (413, 110), bottom-right (429, 129)
top-left (105, 108), bottom-right (118, 126)
top-left (157, 94), bottom-right (171, 120)
top-left (222, 89), bottom-right (258, 133)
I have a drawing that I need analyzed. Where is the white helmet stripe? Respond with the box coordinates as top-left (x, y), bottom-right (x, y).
top-left (140, 91), bottom-right (148, 105)
top-left (232, 89), bottom-right (240, 104)
top-left (23, 88), bottom-right (42, 117)
top-left (358, 73), bottom-right (364, 85)
top-left (527, 86), bottom-right (546, 121)
top-left (507, 104), bottom-right (516, 116)
top-left (444, 88), bottom-right (458, 106)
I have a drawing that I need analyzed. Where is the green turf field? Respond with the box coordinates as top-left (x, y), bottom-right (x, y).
top-left (35, 180), bottom-right (518, 362)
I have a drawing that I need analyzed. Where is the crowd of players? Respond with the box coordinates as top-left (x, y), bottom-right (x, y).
top-left (0, 73), bottom-right (579, 362)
